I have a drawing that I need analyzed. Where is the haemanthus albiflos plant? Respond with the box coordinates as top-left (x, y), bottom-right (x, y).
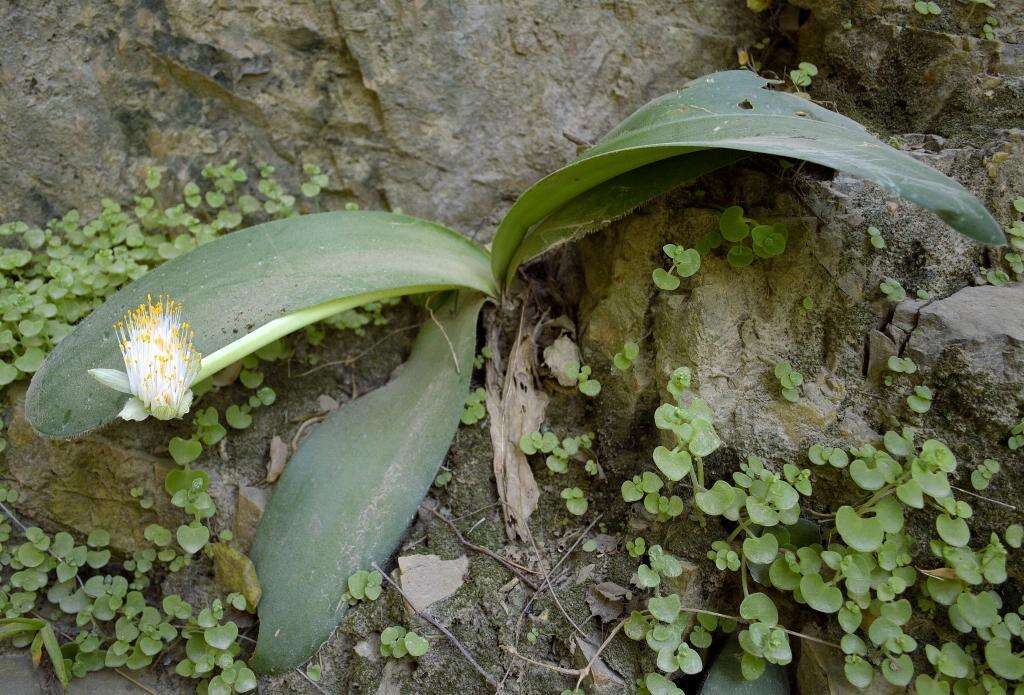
top-left (24, 70), bottom-right (1006, 673)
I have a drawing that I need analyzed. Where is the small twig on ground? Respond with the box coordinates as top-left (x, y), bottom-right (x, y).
top-left (676, 606), bottom-right (841, 650)
top-left (295, 322), bottom-right (424, 377)
top-left (516, 515), bottom-right (603, 642)
top-left (501, 645), bottom-right (582, 676)
top-left (529, 531), bottom-right (589, 639)
top-left (562, 130), bottom-right (594, 148)
top-left (294, 666), bottom-right (331, 695)
top-left (0, 500), bottom-right (28, 532)
top-left (574, 616), bottom-right (628, 691)
top-left (952, 485), bottom-right (1018, 512)
top-left (114, 668), bottom-right (159, 695)
top-left (450, 500), bottom-right (501, 522)
top-left (426, 296), bottom-right (460, 374)
top-left (291, 414), bottom-right (327, 452)
top-left (422, 504), bottom-right (541, 589)
top-left (372, 562), bottom-right (500, 690)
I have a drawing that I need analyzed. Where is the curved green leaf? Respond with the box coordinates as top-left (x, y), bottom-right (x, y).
top-left (26, 211), bottom-right (496, 438)
top-left (506, 149), bottom-right (747, 274)
top-left (249, 293), bottom-right (483, 674)
top-left (699, 635), bottom-right (789, 695)
top-left (492, 70), bottom-right (1003, 285)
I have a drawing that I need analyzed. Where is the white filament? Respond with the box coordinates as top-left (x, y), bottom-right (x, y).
top-left (113, 294), bottom-right (201, 421)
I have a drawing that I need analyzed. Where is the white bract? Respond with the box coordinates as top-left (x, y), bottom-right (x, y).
top-left (89, 295), bottom-right (201, 421)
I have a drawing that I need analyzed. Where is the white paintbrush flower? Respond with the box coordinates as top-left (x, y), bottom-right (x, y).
top-left (89, 294), bottom-right (202, 421)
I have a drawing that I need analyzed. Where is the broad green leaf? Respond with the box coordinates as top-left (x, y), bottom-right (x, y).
top-left (505, 149), bottom-right (746, 275)
top-left (492, 70), bottom-right (1003, 285)
top-left (26, 211), bottom-right (496, 438)
top-left (250, 294), bottom-right (483, 673)
top-left (699, 634), bottom-right (789, 694)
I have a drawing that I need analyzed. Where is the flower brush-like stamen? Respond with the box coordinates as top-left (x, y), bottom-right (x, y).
top-left (89, 294), bottom-right (201, 421)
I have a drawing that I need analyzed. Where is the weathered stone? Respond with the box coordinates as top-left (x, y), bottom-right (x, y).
top-left (69, 668), bottom-right (187, 694)
top-left (579, 129), bottom-right (1023, 470)
top-left (233, 485), bottom-right (268, 553)
top-left (906, 283), bottom-right (1024, 383)
top-left (0, 653), bottom-right (46, 694)
top-left (891, 298), bottom-right (928, 335)
top-left (866, 329), bottom-right (897, 383)
top-left (2, 385), bottom-right (184, 553)
top-left (397, 553), bottom-right (469, 613)
top-left (571, 634), bottom-right (626, 694)
top-left (211, 542), bottom-right (263, 608)
top-left (0, 0), bottom-right (763, 238)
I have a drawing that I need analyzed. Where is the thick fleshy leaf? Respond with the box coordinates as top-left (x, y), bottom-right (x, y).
top-left (505, 149), bottom-right (747, 275)
top-left (699, 634), bottom-right (789, 694)
top-left (249, 294), bottom-right (483, 674)
top-left (26, 211), bottom-right (496, 438)
top-left (492, 70), bottom-right (1003, 285)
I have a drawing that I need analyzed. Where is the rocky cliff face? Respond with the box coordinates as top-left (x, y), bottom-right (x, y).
top-left (0, 0), bottom-right (760, 234)
top-left (2, 0), bottom-right (1023, 693)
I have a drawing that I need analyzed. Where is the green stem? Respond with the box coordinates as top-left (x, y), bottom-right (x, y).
top-left (194, 285), bottom-right (451, 382)
top-left (855, 480), bottom-right (902, 514)
top-left (727, 519), bottom-right (750, 543)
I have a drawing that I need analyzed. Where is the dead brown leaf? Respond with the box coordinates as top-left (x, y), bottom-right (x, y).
top-left (265, 435), bottom-right (289, 483)
top-left (918, 566), bottom-right (958, 580)
top-left (543, 334), bottom-right (581, 387)
top-left (586, 581), bottom-right (627, 623)
top-left (211, 360), bottom-right (243, 386)
top-left (317, 394), bottom-right (340, 412)
top-left (485, 307), bottom-right (545, 543)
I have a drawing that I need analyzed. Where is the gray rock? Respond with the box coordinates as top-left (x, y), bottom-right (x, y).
top-left (397, 553), bottom-right (469, 613)
top-left (0, 0), bottom-right (763, 237)
top-left (0, 653), bottom-right (47, 694)
top-left (906, 283), bottom-right (1024, 383)
top-left (2, 385), bottom-right (184, 553)
top-left (866, 329), bottom-right (897, 383)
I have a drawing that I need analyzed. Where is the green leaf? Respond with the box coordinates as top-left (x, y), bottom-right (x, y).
top-left (652, 268), bottom-right (681, 291)
top-left (720, 206), bottom-right (750, 242)
top-left (168, 437), bottom-right (202, 466)
top-left (739, 593), bottom-right (778, 626)
top-left (742, 534), bottom-right (779, 565)
top-left (881, 654), bottom-right (914, 687)
top-left (844, 656), bottom-right (874, 689)
top-left (204, 621), bottom-right (238, 650)
top-left (835, 506), bottom-right (884, 552)
top-left (491, 70), bottom-right (1003, 286)
top-left (250, 294), bottom-right (483, 674)
top-left (38, 623), bottom-right (70, 688)
top-left (649, 593), bottom-right (682, 623)
top-left (985, 638), bottom-right (1024, 680)
top-left (26, 211), bottom-right (496, 438)
top-left (176, 523), bottom-right (210, 555)
top-left (404, 631), bottom-right (429, 657)
top-left (936, 513), bottom-right (970, 547)
top-left (698, 634), bottom-right (789, 694)
top-left (799, 573), bottom-right (843, 614)
top-left (652, 446), bottom-right (692, 481)
top-left (504, 149), bottom-right (746, 278)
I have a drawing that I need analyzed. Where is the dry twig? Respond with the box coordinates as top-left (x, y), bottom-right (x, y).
top-left (421, 504), bottom-right (541, 590)
top-left (372, 562), bottom-right (500, 690)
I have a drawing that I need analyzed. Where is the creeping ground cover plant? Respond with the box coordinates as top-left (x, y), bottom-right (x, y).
top-left (22, 70), bottom-right (1005, 677)
top-left (613, 369), bottom-right (1024, 694)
